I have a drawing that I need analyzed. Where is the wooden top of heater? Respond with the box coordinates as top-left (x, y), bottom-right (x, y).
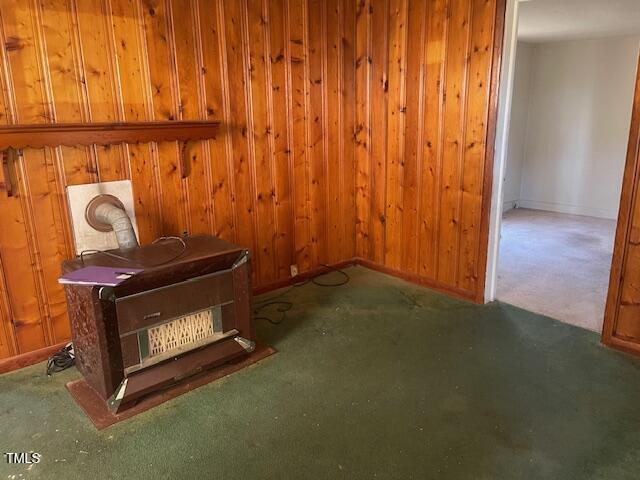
top-left (62, 235), bottom-right (249, 296)
top-left (64, 235), bottom-right (244, 270)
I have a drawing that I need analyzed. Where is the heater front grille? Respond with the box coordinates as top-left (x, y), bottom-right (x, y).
top-left (148, 309), bottom-right (215, 358)
top-left (127, 304), bottom-right (238, 375)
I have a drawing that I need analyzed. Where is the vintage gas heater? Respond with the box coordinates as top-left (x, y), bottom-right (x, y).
top-left (62, 181), bottom-right (254, 412)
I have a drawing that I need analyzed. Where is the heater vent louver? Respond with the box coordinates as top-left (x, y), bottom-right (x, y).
top-left (148, 309), bottom-right (215, 358)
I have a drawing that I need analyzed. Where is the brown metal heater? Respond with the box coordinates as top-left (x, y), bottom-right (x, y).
top-left (62, 234), bottom-right (254, 413)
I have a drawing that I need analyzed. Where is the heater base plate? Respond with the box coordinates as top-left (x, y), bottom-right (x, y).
top-left (66, 343), bottom-right (276, 430)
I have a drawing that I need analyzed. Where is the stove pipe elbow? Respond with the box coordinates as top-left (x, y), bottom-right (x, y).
top-left (92, 202), bottom-right (139, 250)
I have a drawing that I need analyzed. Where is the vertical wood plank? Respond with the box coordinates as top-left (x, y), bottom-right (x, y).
top-left (325, 0), bottom-right (342, 264)
top-left (341, 0), bottom-right (357, 260)
top-left (418, 0), bottom-right (448, 279)
top-left (75, 0), bottom-right (127, 181)
top-left (38, 0), bottom-right (97, 188)
top-left (0, 11), bottom-right (20, 358)
top-left (0, 256), bottom-right (13, 357)
top-left (171, 0), bottom-right (211, 234)
top-left (399, 0), bottom-right (426, 274)
top-left (437, 0), bottom-right (471, 286)
top-left (139, 0), bottom-right (185, 236)
top-left (383, 0), bottom-right (407, 269)
top-left (368, 0), bottom-right (388, 264)
top-left (457, 0), bottom-right (495, 292)
top-left (246, 0), bottom-right (277, 284)
top-left (109, 0), bottom-right (162, 243)
top-left (198, 0), bottom-right (236, 242)
top-left (0, 249), bottom-right (16, 358)
top-left (306, 0), bottom-right (327, 266)
top-left (0, 183), bottom-right (46, 352)
top-left (288, 0), bottom-right (312, 272)
top-left (268, 0), bottom-right (295, 278)
top-left (354, 0), bottom-right (372, 259)
top-left (221, 0), bottom-right (258, 277)
top-left (20, 148), bottom-right (71, 343)
top-left (110, 0), bottom-right (147, 120)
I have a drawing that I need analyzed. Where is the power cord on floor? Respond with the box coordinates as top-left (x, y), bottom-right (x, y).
top-left (46, 342), bottom-right (75, 376)
top-left (310, 264), bottom-right (350, 287)
top-left (253, 264), bottom-right (350, 325)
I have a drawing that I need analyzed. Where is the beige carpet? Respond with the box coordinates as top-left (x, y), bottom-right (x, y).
top-left (496, 208), bottom-right (616, 332)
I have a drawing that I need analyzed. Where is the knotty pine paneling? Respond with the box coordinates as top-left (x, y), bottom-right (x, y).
top-left (0, 0), bottom-right (357, 358)
top-left (354, 0), bottom-right (504, 301)
top-left (0, 0), bottom-right (505, 360)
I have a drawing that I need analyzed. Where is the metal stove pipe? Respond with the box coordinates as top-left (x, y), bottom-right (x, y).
top-left (93, 202), bottom-right (138, 250)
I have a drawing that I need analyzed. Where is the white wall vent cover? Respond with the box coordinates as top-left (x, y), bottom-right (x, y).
top-left (66, 180), bottom-right (139, 255)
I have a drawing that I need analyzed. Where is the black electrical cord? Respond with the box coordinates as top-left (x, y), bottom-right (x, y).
top-left (46, 342), bottom-right (75, 376)
top-left (253, 301), bottom-right (293, 325)
top-left (253, 264), bottom-right (350, 325)
top-left (310, 263), bottom-right (350, 287)
top-left (79, 236), bottom-right (187, 267)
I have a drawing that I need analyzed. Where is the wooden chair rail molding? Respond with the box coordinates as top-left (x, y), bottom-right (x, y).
top-left (0, 121), bottom-right (221, 195)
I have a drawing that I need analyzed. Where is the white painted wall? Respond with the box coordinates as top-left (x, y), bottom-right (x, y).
top-left (503, 42), bottom-right (533, 212)
top-left (505, 35), bottom-right (639, 219)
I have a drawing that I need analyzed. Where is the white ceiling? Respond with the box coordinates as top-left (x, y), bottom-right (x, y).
top-left (518, 0), bottom-right (640, 43)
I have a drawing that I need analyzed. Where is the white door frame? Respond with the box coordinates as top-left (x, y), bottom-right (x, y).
top-left (484, 0), bottom-right (521, 302)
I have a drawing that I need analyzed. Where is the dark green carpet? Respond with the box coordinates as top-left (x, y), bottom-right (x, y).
top-left (1, 266), bottom-right (639, 479)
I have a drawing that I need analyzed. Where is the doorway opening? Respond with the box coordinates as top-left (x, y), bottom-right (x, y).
top-left (487, 0), bottom-right (640, 332)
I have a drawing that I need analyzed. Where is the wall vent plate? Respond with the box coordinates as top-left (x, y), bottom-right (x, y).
top-left (66, 180), bottom-right (139, 254)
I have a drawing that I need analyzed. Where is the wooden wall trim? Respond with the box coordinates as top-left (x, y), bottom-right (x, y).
top-left (0, 340), bottom-right (66, 375)
top-left (475, 0), bottom-right (507, 302)
top-left (355, 257), bottom-right (476, 302)
top-left (607, 336), bottom-right (640, 357)
top-left (602, 50), bottom-right (640, 352)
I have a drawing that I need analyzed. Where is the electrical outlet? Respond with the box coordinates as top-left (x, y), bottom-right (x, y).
top-left (290, 264), bottom-right (299, 277)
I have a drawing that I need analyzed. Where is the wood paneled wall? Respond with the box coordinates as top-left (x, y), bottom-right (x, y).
top-left (0, 0), bottom-right (505, 361)
top-left (603, 52), bottom-right (640, 356)
top-left (0, 0), bottom-right (356, 358)
top-left (354, 0), bottom-right (503, 301)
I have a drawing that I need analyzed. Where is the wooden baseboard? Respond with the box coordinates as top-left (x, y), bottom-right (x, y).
top-left (604, 335), bottom-right (640, 357)
top-left (516, 200), bottom-right (618, 220)
top-left (252, 259), bottom-right (357, 296)
top-left (0, 341), bottom-right (67, 375)
top-left (353, 258), bottom-right (477, 303)
top-left (253, 257), bottom-right (477, 304)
